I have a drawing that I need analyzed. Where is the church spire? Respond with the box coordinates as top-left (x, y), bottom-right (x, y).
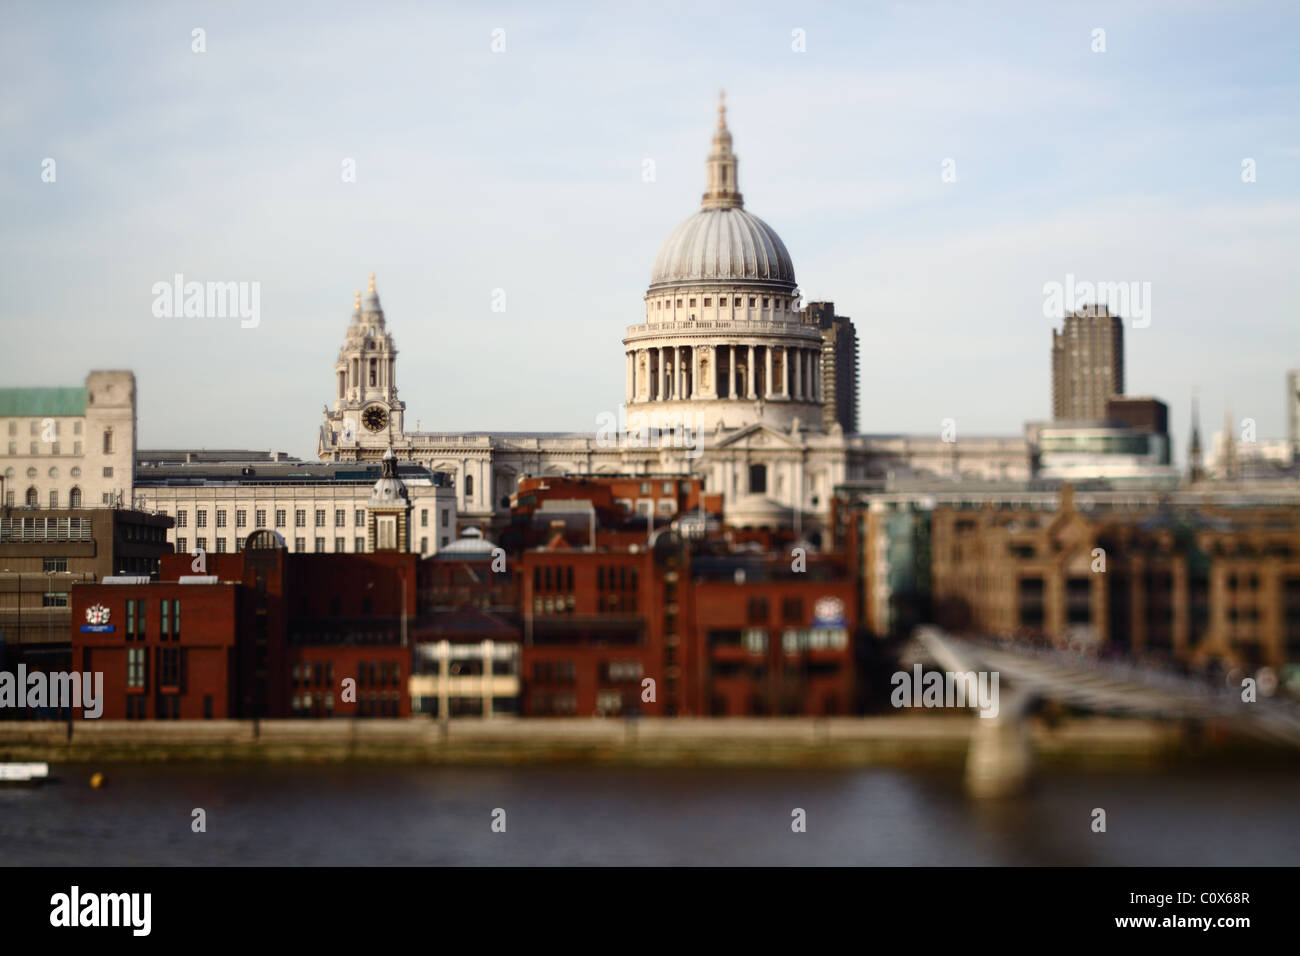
top-left (702, 89), bottom-right (743, 210)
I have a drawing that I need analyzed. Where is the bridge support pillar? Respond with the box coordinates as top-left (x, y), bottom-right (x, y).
top-left (964, 688), bottom-right (1033, 799)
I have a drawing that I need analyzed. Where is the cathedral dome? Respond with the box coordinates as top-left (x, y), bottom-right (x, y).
top-left (650, 207), bottom-right (796, 291)
top-left (647, 93), bottom-right (796, 294)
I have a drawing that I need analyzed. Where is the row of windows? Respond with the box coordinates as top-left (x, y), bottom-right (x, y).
top-left (176, 535), bottom-right (445, 555)
top-left (534, 594), bottom-right (577, 615)
top-left (179, 508), bottom-right (369, 529)
top-left (2, 429), bottom-right (114, 454)
top-left (124, 599), bottom-right (181, 640)
top-left (292, 662), bottom-right (335, 686)
top-left (125, 646), bottom-right (183, 688)
top-left (5, 419), bottom-right (85, 437)
top-left (531, 691), bottom-right (578, 715)
top-left (601, 659), bottom-right (643, 683)
top-left (415, 659), bottom-right (516, 677)
top-left (357, 661), bottom-right (403, 687)
top-left (652, 296), bottom-right (794, 312)
top-left (10, 487), bottom-right (87, 508)
top-left (534, 565), bottom-right (575, 592)
top-left (597, 565), bottom-right (639, 591)
top-left (414, 696), bottom-right (518, 717)
top-left (5, 466), bottom-right (84, 479)
top-left (174, 508), bottom-right (451, 535)
top-left (291, 693), bottom-right (336, 715)
top-left (356, 693), bottom-right (402, 716)
top-left (0, 516), bottom-right (92, 542)
top-left (532, 660), bottom-right (577, 685)
top-left (121, 523), bottom-right (167, 543)
top-left (6, 443), bottom-right (86, 456)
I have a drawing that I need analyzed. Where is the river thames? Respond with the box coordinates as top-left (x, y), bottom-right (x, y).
top-left (2, 763), bottom-right (1298, 866)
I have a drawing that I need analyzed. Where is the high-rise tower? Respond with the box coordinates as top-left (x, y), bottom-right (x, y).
top-left (805, 302), bottom-right (859, 433)
top-left (1051, 305), bottom-right (1124, 420)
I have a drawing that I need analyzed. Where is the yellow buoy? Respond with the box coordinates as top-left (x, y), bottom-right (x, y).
top-left (90, 772), bottom-right (104, 789)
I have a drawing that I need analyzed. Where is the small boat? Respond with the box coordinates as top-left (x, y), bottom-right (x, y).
top-left (0, 763), bottom-right (50, 785)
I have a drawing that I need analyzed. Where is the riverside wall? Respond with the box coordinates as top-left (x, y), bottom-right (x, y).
top-left (0, 716), bottom-right (1254, 770)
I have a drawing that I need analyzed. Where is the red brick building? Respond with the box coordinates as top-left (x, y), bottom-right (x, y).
top-left (521, 544), bottom-right (664, 716)
top-left (519, 529), bottom-right (858, 718)
top-left (74, 578), bottom-right (242, 719)
top-left (70, 530), bottom-right (415, 719)
top-left (69, 500), bottom-right (862, 720)
top-left (690, 554), bottom-right (855, 715)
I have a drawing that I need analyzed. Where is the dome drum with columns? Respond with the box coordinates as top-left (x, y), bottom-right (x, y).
top-left (624, 92), bottom-right (826, 433)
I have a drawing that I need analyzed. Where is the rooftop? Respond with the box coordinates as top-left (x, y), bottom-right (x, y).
top-left (0, 387), bottom-right (86, 417)
top-left (134, 461), bottom-right (451, 488)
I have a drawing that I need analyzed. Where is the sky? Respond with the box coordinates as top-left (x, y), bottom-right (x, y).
top-left (2, 0), bottom-right (1297, 463)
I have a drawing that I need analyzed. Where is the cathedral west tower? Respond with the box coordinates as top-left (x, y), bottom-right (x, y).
top-left (319, 274), bottom-right (406, 461)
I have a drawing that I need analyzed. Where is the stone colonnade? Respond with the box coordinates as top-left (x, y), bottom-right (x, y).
top-left (626, 344), bottom-right (822, 403)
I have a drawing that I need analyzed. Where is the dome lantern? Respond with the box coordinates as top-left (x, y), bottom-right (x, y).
top-left (702, 89), bottom-right (743, 211)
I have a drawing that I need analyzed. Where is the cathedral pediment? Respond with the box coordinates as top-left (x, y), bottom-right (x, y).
top-left (710, 423), bottom-right (805, 450)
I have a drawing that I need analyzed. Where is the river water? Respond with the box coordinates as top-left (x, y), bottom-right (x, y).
top-left (2, 763), bottom-right (1298, 865)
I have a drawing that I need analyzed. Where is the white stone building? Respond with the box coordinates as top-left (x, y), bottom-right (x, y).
top-left (0, 371), bottom-right (136, 512)
top-left (133, 459), bottom-right (457, 557)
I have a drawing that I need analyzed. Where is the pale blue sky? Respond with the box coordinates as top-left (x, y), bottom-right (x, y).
top-left (2, 1), bottom-right (1297, 461)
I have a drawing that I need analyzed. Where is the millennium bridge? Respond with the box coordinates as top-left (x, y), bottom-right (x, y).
top-left (911, 627), bottom-right (1300, 797)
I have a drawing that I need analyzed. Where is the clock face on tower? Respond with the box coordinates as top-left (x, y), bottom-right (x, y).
top-left (362, 406), bottom-right (389, 432)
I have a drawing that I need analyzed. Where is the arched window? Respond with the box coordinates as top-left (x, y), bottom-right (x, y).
top-left (246, 529), bottom-right (286, 551)
top-left (26, 487), bottom-right (38, 507)
top-left (464, 474), bottom-right (474, 496)
top-left (69, 487), bottom-right (82, 508)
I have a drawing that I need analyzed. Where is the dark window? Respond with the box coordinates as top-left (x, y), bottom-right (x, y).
top-left (159, 648), bottom-right (181, 687)
top-left (781, 597), bottom-right (803, 623)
